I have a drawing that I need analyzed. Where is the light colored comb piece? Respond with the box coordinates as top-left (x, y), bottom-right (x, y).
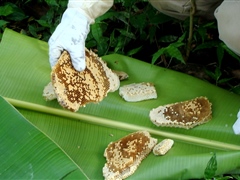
top-left (42, 82), bottom-right (57, 101)
top-left (103, 131), bottom-right (157, 180)
top-left (153, 139), bottom-right (174, 156)
top-left (99, 61), bottom-right (120, 92)
top-left (119, 82), bottom-right (157, 102)
top-left (89, 51), bottom-right (120, 92)
top-left (112, 70), bottom-right (129, 81)
top-left (51, 49), bottom-right (119, 112)
top-left (149, 96), bottom-right (212, 129)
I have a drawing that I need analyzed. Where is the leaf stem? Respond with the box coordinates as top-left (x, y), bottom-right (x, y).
top-left (186, 0), bottom-right (196, 61)
top-left (5, 97), bottom-right (240, 151)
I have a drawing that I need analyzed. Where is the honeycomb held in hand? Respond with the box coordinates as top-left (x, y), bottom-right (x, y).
top-left (51, 49), bottom-right (119, 112)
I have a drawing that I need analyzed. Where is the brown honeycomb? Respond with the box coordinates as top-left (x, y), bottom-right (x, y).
top-left (149, 96), bottom-right (212, 129)
top-left (51, 49), bottom-right (111, 112)
top-left (103, 131), bottom-right (157, 180)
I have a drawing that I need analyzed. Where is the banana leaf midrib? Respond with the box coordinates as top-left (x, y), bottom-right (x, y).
top-left (5, 97), bottom-right (240, 151)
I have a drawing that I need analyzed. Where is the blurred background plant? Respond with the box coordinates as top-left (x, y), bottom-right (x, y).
top-left (0, 0), bottom-right (239, 95)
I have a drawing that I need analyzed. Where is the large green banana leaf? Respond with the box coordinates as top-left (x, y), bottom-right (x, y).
top-left (0, 28), bottom-right (240, 179)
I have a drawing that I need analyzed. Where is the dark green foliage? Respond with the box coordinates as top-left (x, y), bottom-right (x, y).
top-left (0, 0), bottom-right (239, 95)
top-left (0, 0), bottom-right (67, 41)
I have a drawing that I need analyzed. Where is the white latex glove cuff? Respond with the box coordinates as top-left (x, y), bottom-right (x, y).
top-left (48, 8), bottom-right (90, 71)
top-left (233, 109), bottom-right (240, 135)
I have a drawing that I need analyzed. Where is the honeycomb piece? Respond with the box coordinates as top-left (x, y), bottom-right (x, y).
top-left (103, 131), bottom-right (157, 180)
top-left (153, 139), bottom-right (174, 156)
top-left (119, 82), bottom-right (157, 102)
top-left (112, 70), bottom-right (129, 81)
top-left (51, 49), bottom-right (118, 112)
top-left (149, 96), bottom-right (212, 129)
top-left (98, 58), bottom-right (120, 92)
top-left (42, 82), bottom-right (56, 101)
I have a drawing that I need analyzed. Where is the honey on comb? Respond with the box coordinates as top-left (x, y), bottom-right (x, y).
top-left (103, 131), bottom-right (157, 180)
top-left (149, 96), bottom-right (212, 129)
top-left (51, 49), bottom-right (111, 112)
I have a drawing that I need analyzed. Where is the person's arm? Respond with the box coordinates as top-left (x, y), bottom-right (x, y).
top-left (48, 0), bottom-right (113, 72)
top-left (148, 0), bottom-right (223, 20)
top-left (215, 0), bottom-right (240, 56)
top-left (215, 1), bottom-right (240, 134)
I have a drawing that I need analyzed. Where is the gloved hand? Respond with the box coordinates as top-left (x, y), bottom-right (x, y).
top-left (48, 0), bottom-right (113, 71)
top-left (233, 109), bottom-right (240, 135)
top-left (48, 8), bottom-right (90, 71)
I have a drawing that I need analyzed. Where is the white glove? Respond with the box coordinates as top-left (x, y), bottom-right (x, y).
top-left (214, 0), bottom-right (240, 56)
top-left (233, 109), bottom-right (240, 135)
top-left (48, 0), bottom-right (113, 72)
top-left (48, 8), bottom-right (90, 71)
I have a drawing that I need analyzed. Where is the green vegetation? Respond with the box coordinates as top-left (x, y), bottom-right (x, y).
top-left (0, 1), bottom-right (240, 178)
top-left (0, 0), bottom-right (239, 95)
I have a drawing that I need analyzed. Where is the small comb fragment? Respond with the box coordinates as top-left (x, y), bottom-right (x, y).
top-left (103, 131), bottom-right (157, 180)
top-left (112, 70), bottom-right (129, 81)
top-left (149, 96), bottom-right (212, 129)
top-left (119, 82), bottom-right (157, 102)
top-left (51, 49), bottom-right (119, 112)
top-left (153, 139), bottom-right (174, 156)
top-left (43, 82), bottom-right (56, 101)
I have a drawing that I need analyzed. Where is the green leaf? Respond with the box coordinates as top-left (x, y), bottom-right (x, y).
top-left (196, 26), bottom-right (207, 43)
top-left (232, 174), bottom-right (240, 180)
top-left (0, 20), bottom-right (9, 27)
top-left (44, 0), bottom-right (59, 6)
top-left (221, 43), bottom-right (240, 63)
top-left (109, 29), bottom-right (117, 48)
top-left (148, 12), bottom-right (173, 24)
top-left (36, 20), bottom-right (50, 28)
top-left (214, 67), bottom-right (222, 82)
top-left (193, 41), bottom-right (220, 52)
top-left (114, 34), bottom-right (131, 54)
top-left (116, 28), bottom-right (136, 39)
top-left (166, 44), bottom-right (185, 63)
top-left (3, 3), bottom-right (28, 21)
top-left (1, 28), bottom-right (240, 179)
top-left (114, 11), bottom-right (130, 25)
top-left (148, 25), bottom-right (157, 43)
top-left (217, 45), bottom-right (224, 67)
top-left (177, 32), bottom-right (187, 43)
top-left (0, 4), bottom-right (14, 16)
top-left (204, 153), bottom-right (217, 179)
top-left (28, 24), bottom-right (38, 38)
top-left (218, 77), bottom-right (233, 84)
top-left (159, 35), bottom-right (178, 43)
top-left (95, 11), bottom-right (115, 22)
top-left (0, 96), bottom-right (87, 179)
top-left (127, 46), bottom-right (142, 56)
top-left (85, 39), bottom-right (97, 49)
top-left (90, 22), bottom-right (108, 55)
top-left (152, 41), bottom-right (185, 64)
top-left (130, 13), bottom-right (147, 29)
top-left (231, 84), bottom-right (240, 95)
top-left (151, 47), bottom-right (165, 64)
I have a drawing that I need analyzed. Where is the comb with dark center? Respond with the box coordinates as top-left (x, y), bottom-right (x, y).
top-left (103, 131), bottom-right (157, 180)
top-left (149, 96), bottom-right (212, 129)
top-left (51, 49), bottom-right (117, 112)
